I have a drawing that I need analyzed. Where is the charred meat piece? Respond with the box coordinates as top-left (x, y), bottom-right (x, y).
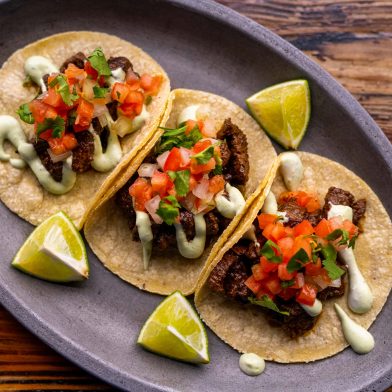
top-left (232, 239), bottom-right (259, 262)
top-left (72, 131), bottom-right (94, 173)
top-left (323, 187), bottom-right (355, 216)
top-left (218, 215), bottom-right (232, 233)
top-left (318, 267), bottom-right (346, 301)
top-left (279, 201), bottom-right (308, 227)
top-left (208, 251), bottom-right (240, 295)
top-left (219, 140), bottom-right (231, 167)
top-left (205, 211), bottom-right (220, 237)
top-left (217, 118), bottom-right (249, 185)
top-left (152, 224), bottom-right (177, 250)
top-left (307, 209), bottom-right (323, 226)
top-left (266, 300), bottom-right (317, 339)
top-left (115, 179), bottom-right (137, 231)
top-left (60, 52), bottom-right (86, 73)
top-left (180, 210), bottom-right (195, 241)
top-left (32, 139), bottom-right (63, 182)
top-left (108, 56), bottom-right (133, 73)
top-left (352, 199), bottom-right (366, 225)
top-left (106, 101), bottom-right (118, 122)
top-left (224, 259), bottom-right (251, 302)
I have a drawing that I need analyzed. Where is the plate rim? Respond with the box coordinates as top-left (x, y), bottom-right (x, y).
top-left (0, 0), bottom-right (391, 391)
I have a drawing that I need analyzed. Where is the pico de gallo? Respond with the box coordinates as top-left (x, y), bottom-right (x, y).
top-left (16, 48), bottom-right (162, 173)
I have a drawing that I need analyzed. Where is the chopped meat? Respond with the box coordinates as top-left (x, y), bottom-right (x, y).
top-left (60, 52), bottom-right (86, 73)
top-left (205, 211), bottom-right (220, 237)
top-left (208, 251), bottom-right (239, 295)
top-left (106, 101), bottom-right (118, 121)
top-left (91, 118), bottom-right (109, 152)
top-left (352, 199), bottom-right (366, 225)
top-left (232, 240), bottom-right (259, 262)
top-left (72, 131), bottom-right (94, 173)
top-left (219, 140), bottom-right (231, 167)
top-left (32, 139), bottom-right (63, 182)
top-left (266, 300), bottom-right (318, 339)
top-left (180, 210), bottom-right (195, 241)
top-left (108, 56), bottom-right (133, 73)
top-left (152, 224), bottom-right (177, 250)
top-left (278, 201), bottom-right (308, 227)
top-left (307, 209), bottom-right (323, 226)
top-left (218, 215), bottom-right (232, 232)
top-left (217, 118), bottom-right (249, 185)
top-left (224, 260), bottom-right (251, 302)
top-left (115, 180), bottom-right (136, 231)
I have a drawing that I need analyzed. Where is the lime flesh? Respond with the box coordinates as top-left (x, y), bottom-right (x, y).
top-left (246, 79), bottom-right (311, 149)
top-left (12, 211), bottom-right (88, 282)
top-left (137, 291), bottom-right (209, 364)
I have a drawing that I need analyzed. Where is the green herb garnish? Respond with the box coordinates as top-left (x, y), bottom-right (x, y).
top-left (168, 170), bottom-right (190, 197)
top-left (321, 243), bottom-right (345, 280)
top-left (16, 103), bottom-right (34, 124)
top-left (93, 86), bottom-right (108, 99)
top-left (49, 75), bottom-right (79, 106)
top-left (249, 296), bottom-right (289, 316)
top-left (36, 116), bottom-right (65, 138)
top-left (87, 48), bottom-right (111, 77)
top-left (192, 145), bottom-right (215, 164)
top-left (157, 124), bottom-right (202, 153)
top-left (156, 195), bottom-right (181, 225)
top-left (260, 240), bottom-right (282, 263)
top-left (281, 279), bottom-right (295, 288)
top-left (287, 248), bottom-right (309, 273)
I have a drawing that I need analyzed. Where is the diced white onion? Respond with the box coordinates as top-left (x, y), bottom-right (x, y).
top-left (138, 163), bottom-right (158, 178)
top-left (145, 195), bottom-right (163, 224)
top-left (192, 177), bottom-right (213, 202)
top-left (82, 78), bottom-right (95, 101)
top-left (93, 104), bottom-right (108, 118)
top-left (157, 150), bottom-right (170, 170)
top-left (47, 149), bottom-right (72, 163)
top-left (330, 278), bottom-right (342, 288)
top-left (182, 193), bottom-right (197, 212)
top-left (98, 113), bottom-right (108, 128)
top-left (201, 119), bottom-right (217, 137)
top-left (179, 147), bottom-right (191, 166)
top-left (296, 272), bottom-right (304, 288)
top-left (313, 275), bottom-right (329, 290)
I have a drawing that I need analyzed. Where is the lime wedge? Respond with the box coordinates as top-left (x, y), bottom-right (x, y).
top-left (12, 211), bottom-right (88, 282)
top-left (137, 291), bottom-right (209, 364)
top-left (246, 79), bottom-right (311, 149)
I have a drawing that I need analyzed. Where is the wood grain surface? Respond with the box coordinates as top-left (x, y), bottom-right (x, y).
top-left (1, 1), bottom-right (391, 391)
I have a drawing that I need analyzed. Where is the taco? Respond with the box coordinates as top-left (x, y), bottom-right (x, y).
top-left (195, 151), bottom-right (392, 362)
top-left (0, 31), bottom-right (170, 229)
top-left (84, 88), bottom-right (277, 295)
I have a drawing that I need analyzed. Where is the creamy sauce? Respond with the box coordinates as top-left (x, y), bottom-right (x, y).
top-left (334, 303), bottom-right (374, 354)
top-left (215, 184), bottom-right (246, 219)
top-left (300, 299), bottom-right (323, 317)
top-left (174, 213), bottom-right (206, 259)
top-left (24, 56), bottom-right (59, 92)
top-left (261, 191), bottom-right (278, 214)
top-left (112, 106), bottom-right (150, 138)
top-left (280, 152), bottom-right (303, 191)
top-left (136, 211), bottom-right (153, 270)
top-left (239, 353), bottom-right (265, 376)
top-left (0, 115), bottom-right (76, 194)
top-left (177, 105), bottom-right (200, 125)
top-left (328, 204), bottom-right (373, 314)
top-left (108, 67), bottom-right (126, 86)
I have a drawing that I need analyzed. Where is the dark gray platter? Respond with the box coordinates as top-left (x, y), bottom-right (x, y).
top-left (0, 0), bottom-right (391, 391)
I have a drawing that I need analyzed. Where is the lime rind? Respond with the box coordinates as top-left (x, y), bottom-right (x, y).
top-left (137, 291), bottom-right (209, 364)
top-left (246, 79), bottom-right (311, 149)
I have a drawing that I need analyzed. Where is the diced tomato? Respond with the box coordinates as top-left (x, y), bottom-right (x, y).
top-left (277, 236), bottom-right (294, 262)
top-left (278, 288), bottom-right (297, 300)
top-left (245, 276), bottom-right (262, 294)
top-left (208, 175), bottom-right (225, 194)
top-left (329, 216), bottom-right (343, 231)
top-left (125, 90), bottom-right (144, 105)
top-left (65, 64), bottom-right (86, 84)
top-left (29, 100), bottom-right (58, 123)
top-left (292, 236), bottom-right (312, 259)
top-left (118, 103), bottom-right (137, 119)
top-left (278, 262), bottom-right (296, 281)
top-left (111, 82), bottom-right (130, 104)
top-left (279, 191), bottom-right (320, 212)
top-left (74, 98), bottom-right (94, 131)
top-left (140, 73), bottom-right (162, 96)
top-left (305, 197), bottom-right (320, 213)
top-left (260, 256), bottom-right (278, 273)
top-left (296, 283), bottom-right (317, 306)
top-left (314, 218), bottom-right (332, 238)
top-left (38, 129), bottom-right (53, 141)
top-left (342, 219), bottom-right (358, 237)
top-left (271, 223), bottom-right (286, 241)
top-left (293, 220), bottom-right (314, 237)
top-left (305, 257), bottom-right (322, 276)
top-left (42, 88), bottom-right (64, 108)
top-left (48, 138), bottom-right (67, 155)
top-left (193, 139), bottom-right (212, 154)
top-left (126, 70), bottom-right (141, 90)
top-left (151, 171), bottom-right (173, 197)
top-left (84, 61), bottom-right (98, 79)
top-left (251, 264), bottom-right (268, 281)
top-left (190, 157), bottom-right (216, 175)
top-left (262, 223), bottom-right (274, 241)
top-left (189, 176), bottom-right (198, 191)
top-left (256, 287), bottom-right (275, 300)
top-left (315, 268), bottom-right (332, 286)
top-left (257, 213), bottom-right (279, 229)
top-left (284, 226), bottom-right (294, 237)
top-left (129, 178), bottom-right (153, 211)
top-left (263, 275), bottom-right (282, 295)
top-left (185, 120), bottom-right (197, 134)
top-left (62, 133), bottom-right (78, 150)
top-left (163, 147), bottom-right (182, 172)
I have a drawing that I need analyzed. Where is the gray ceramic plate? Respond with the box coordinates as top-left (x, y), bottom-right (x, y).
top-left (0, 0), bottom-right (391, 391)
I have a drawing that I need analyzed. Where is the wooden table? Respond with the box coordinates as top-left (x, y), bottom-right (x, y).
top-left (1, 1), bottom-right (391, 391)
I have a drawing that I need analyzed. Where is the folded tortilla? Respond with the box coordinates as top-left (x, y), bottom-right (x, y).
top-left (84, 88), bottom-right (277, 295)
top-left (0, 31), bottom-right (170, 229)
top-left (195, 152), bottom-right (392, 362)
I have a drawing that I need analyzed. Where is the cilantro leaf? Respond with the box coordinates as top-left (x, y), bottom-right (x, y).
top-left (16, 103), bottom-right (34, 124)
top-left (321, 244), bottom-right (344, 280)
top-left (36, 116), bottom-right (65, 138)
top-left (157, 125), bottom-right (202, 153)
top-left (326, 229), bottom-right (351, 247)
top-left (49, 75), bottom-right (79, 106)
top-left (156, 195), bottom-right (180, 225)
top-left (260, 240), bottom-right (282, 263)
top-left (192, 145), bottom-right (214, 164)
top-left (249, 296), bottom-right (289, 316)
top-left (281, 279), bottom-right (295, 288)
top-left (93, 86), bottom-right (108, 99)
top-left (87, 48), bottom-right (111, 76)
top-left (168, 170), bottom-right (190, 197)
top-left (212, 152), bottom-right (223, 175)
top-left (287, 248), bottom-right (309, 273)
